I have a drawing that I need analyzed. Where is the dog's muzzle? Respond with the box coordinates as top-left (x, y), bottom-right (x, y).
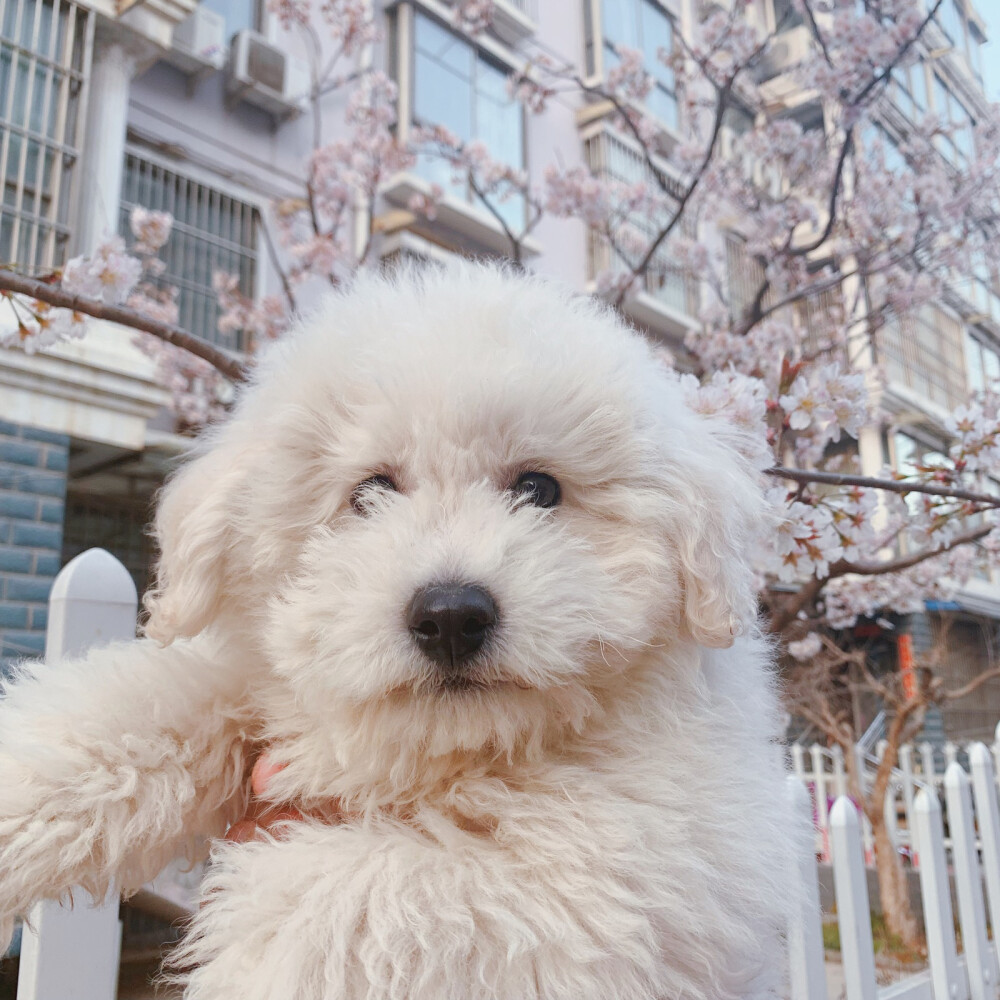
top-left (407, 583), bottom-right (498, 681)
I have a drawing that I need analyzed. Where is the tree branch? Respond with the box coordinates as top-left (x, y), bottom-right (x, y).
top-left (942, 665), bottom-right (1000, 702)
top-left (831, 525), bottom-right (992, 578)
top-left (767, 466), bottom-right (1000, 507)
top-left (0, 270), bottom-right (249, 384)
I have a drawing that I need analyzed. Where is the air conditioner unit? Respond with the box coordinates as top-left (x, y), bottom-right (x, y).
top-left (165, 6), bottom-right (225, 74)
top-left (227, 30), bottom-right (303, 120)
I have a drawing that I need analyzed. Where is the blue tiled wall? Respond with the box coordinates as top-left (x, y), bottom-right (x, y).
top-left (0, 420), bottom-right (68, 668)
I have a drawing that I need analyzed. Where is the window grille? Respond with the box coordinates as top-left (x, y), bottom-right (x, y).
top-left (119, 151), bottom-right (258, 350)
top-left (584, 129), bottom-right (693, 316)
top-left (61, 492), bottom-right (155, 603)
top-left (725, 235), bottom-right (770, 323)
top-left (880, 305), bottom-right (967, 410)
top-left (0, 0), bottom-right (91, 269)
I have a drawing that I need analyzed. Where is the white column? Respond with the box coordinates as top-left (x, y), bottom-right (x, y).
top-left (72, 33), bottom-right (139, 257)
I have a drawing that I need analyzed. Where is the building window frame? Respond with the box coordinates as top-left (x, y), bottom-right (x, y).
top-left (931, 73), bottom-right (975, 165)
top-left (964, 328), bottom-right (1000, 394)
top-left (583, 122), bottom-right (696, 322)
top-left (391, 3), bottom-right (528, 233)
top-left (0, 0), bottom-right (93, 270)
top-left (583, 0), bottom-right (680, 136)
top-left (118, 145), bottom-right (261, 351)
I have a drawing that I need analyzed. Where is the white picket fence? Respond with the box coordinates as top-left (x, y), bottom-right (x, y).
top-left (787, 734), bottom-right (1000, 1000)
top-left (790, 736), bottom-right (1000, 868)
top-left (16, 548), bottom-right (1000, 1000)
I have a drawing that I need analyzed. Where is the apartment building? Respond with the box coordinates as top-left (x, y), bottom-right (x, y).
top-left (0, 0), bottom-right (997, 738)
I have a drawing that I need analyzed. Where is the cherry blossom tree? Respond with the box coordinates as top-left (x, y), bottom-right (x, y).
top-left (2, 0), bottom-right (1000, 945)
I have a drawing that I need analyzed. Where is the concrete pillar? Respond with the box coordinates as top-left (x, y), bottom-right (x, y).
top-left (72, 32), bottom-right (141, 256)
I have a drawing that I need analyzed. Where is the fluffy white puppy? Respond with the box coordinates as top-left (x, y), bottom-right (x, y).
top-left (0, 264), bottom-right (795, 999)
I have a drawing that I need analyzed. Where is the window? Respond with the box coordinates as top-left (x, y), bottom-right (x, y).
top-left (0, 0), bottom-right (91, 269)
top-left (933, 75), bottom-right (974, 165)
top-left (967, 23), bottom-right (985, 85)
top-left (890, 61), bottom-right (927, 120)
top-left (119, 152), bottom-right (258, 349)
top-left (935, 0), bottom-right (966, 50)
top-left (411, 11), bottom-right (524, 230)
top-left (585, 129), bottom-right (694, 316)
top-left (879, 304), bottom-right (967, 409)
top-left (966, 261), bottom-right (1000, 324)
top-left (200, 0), bottom-right (260, 39)
top-left (965, 331), bottom-right (1000, 394)
top-left (861, 124), bottom-right (908, 176)
top-left (600, 0), bottom-right (677, 131)
top-left (725, 235), bottom-right (766, 323)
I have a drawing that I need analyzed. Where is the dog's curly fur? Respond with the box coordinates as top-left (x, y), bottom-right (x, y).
top-left (0, 265), bottom-right (797, 999)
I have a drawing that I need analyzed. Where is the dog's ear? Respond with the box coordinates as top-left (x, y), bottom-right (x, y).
top-left (665, 411), bottom-right (766, 649)
top-left (144, 440), bottom-right (246, 643)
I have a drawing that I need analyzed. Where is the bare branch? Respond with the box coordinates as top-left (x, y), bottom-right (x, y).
top-left (792, 127), bottom-right (854, 258)
top-left (0, 270), bottom-right (248, 383)
top-left (942, 665), bottom-right (1000, 702)
top-left (832, 525), bottom-right (992, 577)
top-left (767, 466), bottom-right (1000, 508)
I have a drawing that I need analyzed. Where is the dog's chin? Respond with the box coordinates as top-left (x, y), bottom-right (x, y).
top-left (430, 672), bottom-right (536, 695)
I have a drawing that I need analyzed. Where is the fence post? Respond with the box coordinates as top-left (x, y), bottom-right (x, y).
top-left (945, 762), bottom-right (994, 1000)
top-left (16, 549), bottom-right (137, 1000)
top-left (920, 742), bottom-right (937, 787)
top-left (830, 796), bottom-right (877, 1000)
top-left (812, 744), bottom-right (831, 862)
top-left (786, 777), bottom-right (828, 1000)
top-left (969, 743), bottom-right (1000, 974)
top-left (914, 789), bottom-right (963, 1000)
top-left (854, 744), bottom-right (874, 865)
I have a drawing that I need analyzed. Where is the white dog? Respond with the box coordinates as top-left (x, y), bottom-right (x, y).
top-left (0, 265), bottom-right (795, 999)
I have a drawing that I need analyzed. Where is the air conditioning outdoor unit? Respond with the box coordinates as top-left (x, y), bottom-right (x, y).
top-left (227, 29), bottom-right (304, 120)
top-left (166, 6), bottom-right (225, 75)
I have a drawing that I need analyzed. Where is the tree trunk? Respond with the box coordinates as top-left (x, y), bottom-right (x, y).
top-left (868, 805), bottom-right (921, 949)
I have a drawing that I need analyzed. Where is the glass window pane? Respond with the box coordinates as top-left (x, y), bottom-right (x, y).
top-left (967, 332), bottom-right (985, 392)
top-left (641, 0), bottom-right (673, 91)
top-left (603, 0), bottom-right (640, 50)
top-left (201, 0), bottom-right (257, 37)
top-left (415, 13), bottom-right (473, 80)
top-left (414, 14), bottom-right (473, 140)
top-left (475, 58), bottom-right (521, 168)
top-left (985, 347), bottom-right (1000, 385)
top-left (912, 63), bottom-right (928, 110)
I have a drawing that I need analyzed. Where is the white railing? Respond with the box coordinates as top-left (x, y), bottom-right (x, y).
top-left (18, 548), bottom-right (1000, 1000)
top-left (787, 743), bottom-right (1000, 1000)
top-left (791, 732), bottom-right (1000, 867)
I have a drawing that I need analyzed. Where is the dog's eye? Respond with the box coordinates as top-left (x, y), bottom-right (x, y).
top-left (350, 474), bottom-right (398, 514)
top-left (510, 472), bottom-right (561, 509)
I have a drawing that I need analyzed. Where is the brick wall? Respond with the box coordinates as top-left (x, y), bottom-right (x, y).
top-left (0, 419), bottom-right (69, 670)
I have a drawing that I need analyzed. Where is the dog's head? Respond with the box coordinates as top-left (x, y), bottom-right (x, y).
top-left (146, 265), bottom-right (764, 777)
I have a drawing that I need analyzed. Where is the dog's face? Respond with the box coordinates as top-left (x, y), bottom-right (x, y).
top-left (146, 267), bottom-right (763, 768)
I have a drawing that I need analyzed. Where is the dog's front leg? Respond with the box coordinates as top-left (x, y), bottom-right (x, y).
top-left (0, 633), bottom-right (256, 946)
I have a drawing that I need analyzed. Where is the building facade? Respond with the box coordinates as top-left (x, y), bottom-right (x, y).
top-left (0, 0), bottom-right (998, 738)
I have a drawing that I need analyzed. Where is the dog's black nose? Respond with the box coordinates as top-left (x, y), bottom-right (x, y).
top-left (407, 584), bottom-right (498, 669)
